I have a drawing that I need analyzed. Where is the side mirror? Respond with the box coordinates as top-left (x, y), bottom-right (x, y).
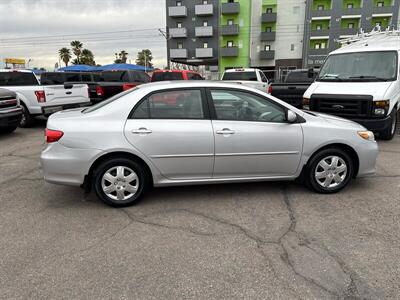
top-left (307, 68), bottom-right (315, 78)
top-left (286, 110), bottom-right (297, 123)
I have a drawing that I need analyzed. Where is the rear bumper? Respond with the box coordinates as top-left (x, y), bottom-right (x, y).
top-left (41, 102), bottom-right (91, 116)
top-left (351, 116), bottom-right (391, 132)
top-left (0, 107), bottom-right (22, 127)
top-left (40, 142), bottom-right (104, 186)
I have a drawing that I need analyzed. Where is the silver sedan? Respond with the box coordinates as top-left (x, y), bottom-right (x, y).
top-left (41, 81), bottom-right (378, 207)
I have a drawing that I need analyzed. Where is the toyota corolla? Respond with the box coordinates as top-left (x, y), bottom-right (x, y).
top-left (40, 81), bottom-right (378, 207)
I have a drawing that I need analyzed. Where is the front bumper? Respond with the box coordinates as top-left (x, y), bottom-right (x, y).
top-left (0, 107), bottom-right (22, 127)
top-left (351, 115), bottom-right (391, 132)
top-left (356, 140), bottom-right (379, 178)
top-left (40, 142), bottom-right (104, 186)
top-left (41, 102), bottom-right (91, 116)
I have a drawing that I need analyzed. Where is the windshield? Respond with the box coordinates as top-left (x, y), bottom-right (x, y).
top-left (83, 87), bottom-right (139, 113)
top-left (317, 51), bottom-right (397, 82)
top-left (222, 72), bottom-right (258, 81)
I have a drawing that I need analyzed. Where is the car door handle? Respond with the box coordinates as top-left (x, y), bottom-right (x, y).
top-left (216, 128), bottom-right (235, 135)
top-left (132, 128), bottom-right (152, 134)
top-left (65, 91), bottom-right (72, 95)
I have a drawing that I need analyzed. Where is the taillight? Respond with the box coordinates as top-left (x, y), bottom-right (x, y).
top-left (96, 86), bottom-right (104, 97)
top-left (122, 83), bottom-right (136, 91)
top-left (35, 90), bottom-right (46, 103)
top-left (267, 85), bottom-right (272, 94)
top-left (45, 129), bottom-right (64, 143)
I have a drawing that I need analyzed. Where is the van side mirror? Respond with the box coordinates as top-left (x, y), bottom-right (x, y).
top-left (286, 110), bottom-right (297, 123)
top-left (307, 68), bottom-right (315, 78)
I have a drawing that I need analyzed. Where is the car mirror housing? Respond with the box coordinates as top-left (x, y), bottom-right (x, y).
top-left (287, 110), bottom-right (297, 123)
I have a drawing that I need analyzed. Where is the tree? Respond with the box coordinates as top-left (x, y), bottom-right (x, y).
top-left (136, 49), bottom-right (153, 68)
top-left (70, 40), bottom-right (83, 64)
top-left (114, 50), bottom-right (129, 63)
top-left (80, 49), bottom-right (96, 65)
top-left (58, 47), bottom-right (71, 66)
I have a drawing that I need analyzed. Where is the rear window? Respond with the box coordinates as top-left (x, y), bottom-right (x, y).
top-left (100, 71), bottom-right (127, 82)
top-left (222, 71), bottom-right (258, 81)
top-left (285, 71), bottom-right (315, 83)
top-left (132, 71), bottom-right (150, 83)
top-left (152, 72), bottom-right (184, 81)
top-left (0, 72), bottom-right (39, 86)
top-left (41, 73), bottom-right (66, 85)
top-left (187, 73), bottom-right (204, 80)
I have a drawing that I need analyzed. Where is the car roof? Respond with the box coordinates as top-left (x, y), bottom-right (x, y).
top-left (224, 68), bottom-right (258, 73)
top-left (331, 34), bottom-right (400, 55)
top-left (0, 69), bottom-right (34, 73)
top-left (152, 69), bottom-right (198, 74)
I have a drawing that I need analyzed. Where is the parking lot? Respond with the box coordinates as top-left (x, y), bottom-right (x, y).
top-left (0, 122), bottom-right (399, 299)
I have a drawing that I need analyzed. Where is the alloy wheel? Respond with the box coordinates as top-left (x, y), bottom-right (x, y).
top-left (315, 156), bottom-right (347, 189)
top-left (101, 166), bottom-right (139, 201)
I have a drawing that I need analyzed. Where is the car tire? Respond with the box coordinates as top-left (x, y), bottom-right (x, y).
top-left (0, 125), bottom-right (18, 134)
top-left (19, 104), bottom-right (34, 128)
top-left (305, 148), bottom-right (354, 194)
top-left (93, 158), bottom-right (149, 207)
top-left (379, 108), bottom-right (398, 140)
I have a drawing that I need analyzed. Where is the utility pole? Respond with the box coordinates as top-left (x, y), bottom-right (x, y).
top-left (159, 28), bottom-right (170, 69)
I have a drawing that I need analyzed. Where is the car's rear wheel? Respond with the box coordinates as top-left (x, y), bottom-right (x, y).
top-left (379, 108), bottom-right (398, 140)
top-left (93, 158), bottom-right (149, 207)
top-left (305, 148), bottom-right (354, 194)
top-left (19, 104), bottom-right (34, 128)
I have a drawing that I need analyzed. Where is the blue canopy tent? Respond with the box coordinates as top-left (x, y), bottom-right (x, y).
top-left (58, 64), bottom-right (98, 72)
top-left (96, 63), bottom-right (153, 72)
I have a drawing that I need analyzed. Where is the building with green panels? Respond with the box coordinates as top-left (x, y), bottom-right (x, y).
top-left (303, 0), bottom-right (400, 67)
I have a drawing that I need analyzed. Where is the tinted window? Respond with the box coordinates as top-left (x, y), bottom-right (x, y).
top-left (81, 74), bottom-right (93, 82)
top-left (152, 72), bottom-right (184, 81)
top-left (41, 73), bottom-right (65, 85)
top-left (187, 73), bottom-right (204, 80)
top-left (100, 71), bottom-right (126, 82)
top-left (210, 89), bottom-right (286, 122)
top-left (131, 71), bottom-right (150, 83)
top-left (65, 73), bottom-right (81, 82)
top-left (222, 72), bottom-right (258, 81)
top-left (0, 72), bottom-right (39, 86)
top-left (285, 71), bottom-right (315, 83)
top-left (132, 89), bottom-right (204, 119)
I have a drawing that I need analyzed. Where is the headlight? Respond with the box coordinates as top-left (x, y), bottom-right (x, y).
top-left (358, 131), bottom-right (375, 141)
top-left (303, 97), bottom-right (310, 110)
top-left (373, 100), bottom-right (389, 116)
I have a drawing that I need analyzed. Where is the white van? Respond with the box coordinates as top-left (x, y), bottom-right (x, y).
top-left (304, 30), bottom-right (399, 140)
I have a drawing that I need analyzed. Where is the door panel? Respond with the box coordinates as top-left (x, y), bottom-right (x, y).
top-left (212, 120), bottom-right (303, 177)
top-left (125, 120), bottom-right (214, 180)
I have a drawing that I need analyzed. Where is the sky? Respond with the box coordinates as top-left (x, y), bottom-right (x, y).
top-left (0, 0), bottom-right (167, 70)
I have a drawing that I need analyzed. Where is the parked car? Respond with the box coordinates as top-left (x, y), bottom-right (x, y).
top-left (151, 70), bottom-right (204, 82)
top-left (0, 88), bottom-right (22, 134)
top-left (41, 81), bottom-right (378, 207)
top-left (269, 69), bottom-right (317, 108)
top-left (303, 30), bottom-right (400, 140)
top-left (0, 69), bottom-right (90, 127)
top-left (41, 70), bottom-right (150, 103)
top-left (221, 68), bottom-right (269, 92)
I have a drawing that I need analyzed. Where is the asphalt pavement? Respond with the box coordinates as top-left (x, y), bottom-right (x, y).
top-left (0, 122), bottom-right (399, 299)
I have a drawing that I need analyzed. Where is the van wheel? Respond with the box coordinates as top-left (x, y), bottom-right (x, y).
top-left (305, 148), bottom-right (354, 194)
top-left (93, 158), bottom-right (149, 207)
top-left (19, 104), bottom-right (34, 128)
top-left (379, 109), bottom-right (397, 140)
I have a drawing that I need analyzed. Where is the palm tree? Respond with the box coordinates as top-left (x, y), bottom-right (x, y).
top-left (58, 47), bottom-right (71, 66)
top-left (80, 49), bottom-right (95, 65)
top-left (70, 40), bottom-right (83, 64)
top-left (120, 50), bottom-right (128, 63)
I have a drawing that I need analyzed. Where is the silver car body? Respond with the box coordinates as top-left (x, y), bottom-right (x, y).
top-left (41, 81), bottom-right (378, 187)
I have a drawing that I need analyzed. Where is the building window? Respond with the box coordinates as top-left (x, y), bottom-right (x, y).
top-left (290, 44), bottom-right (295, 51)
top-left (203, 42), bottom-right (208, 48)
top-left (315, 42), bottom-right (326, 49)
top-left (377, 1), bottom-right (384, 7)
top-left (317, 5), bottom-right (324, 10)
top-left (227, 41), bottom-right (234, 47)
top-left (348, 23), bottom-right (354, 28)
top-left (177, 42), bottom-right (183, 49)
top-left (203, 0), bottom-right (208, 4)
top-left (265, 26), bottom-right (272, 32)
top-left (264, 45), bottom-right (271, 51)
top-left (203, 21), bottom-right (208, 27)
top-left (266, 7), bottom-right (273, 13)
top-left (347, 3), bottom-right (354, 8)
top-left (177, 22), bottom-right (182, 28)
top-left (375, 21), bottom-right (382, 26)
top-left (227, 19), bottom-right (234, 25)
top-left (228, 0), bottom-right (234, 3)
top-left (176, 1), bottom-right (182, 6)
top-left (316, 24), bottom-right (322, 30)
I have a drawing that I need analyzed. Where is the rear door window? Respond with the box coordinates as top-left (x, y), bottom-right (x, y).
top-left (132, 89), bottom-right (204, 119)
top-left (0, 72), bottom-right (39, 86)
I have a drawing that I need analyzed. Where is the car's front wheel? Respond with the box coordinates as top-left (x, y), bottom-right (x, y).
top-left (93, 158), bottom-right (149, 207)
top-left (305, 148), bottom-right (354, 194)
top-left (379, 108), bottom-right (398, 140)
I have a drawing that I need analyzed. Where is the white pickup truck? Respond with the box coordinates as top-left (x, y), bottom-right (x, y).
top-left (0, 69), bottom-right (90, 127)
top-left (221, 68), bottom-right (269, 93)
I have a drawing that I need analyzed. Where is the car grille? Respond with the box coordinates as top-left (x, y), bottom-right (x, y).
top-left (0, 96), bottom-right (18, 110)
top-left (310, 94), bottom-right (373, 118)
